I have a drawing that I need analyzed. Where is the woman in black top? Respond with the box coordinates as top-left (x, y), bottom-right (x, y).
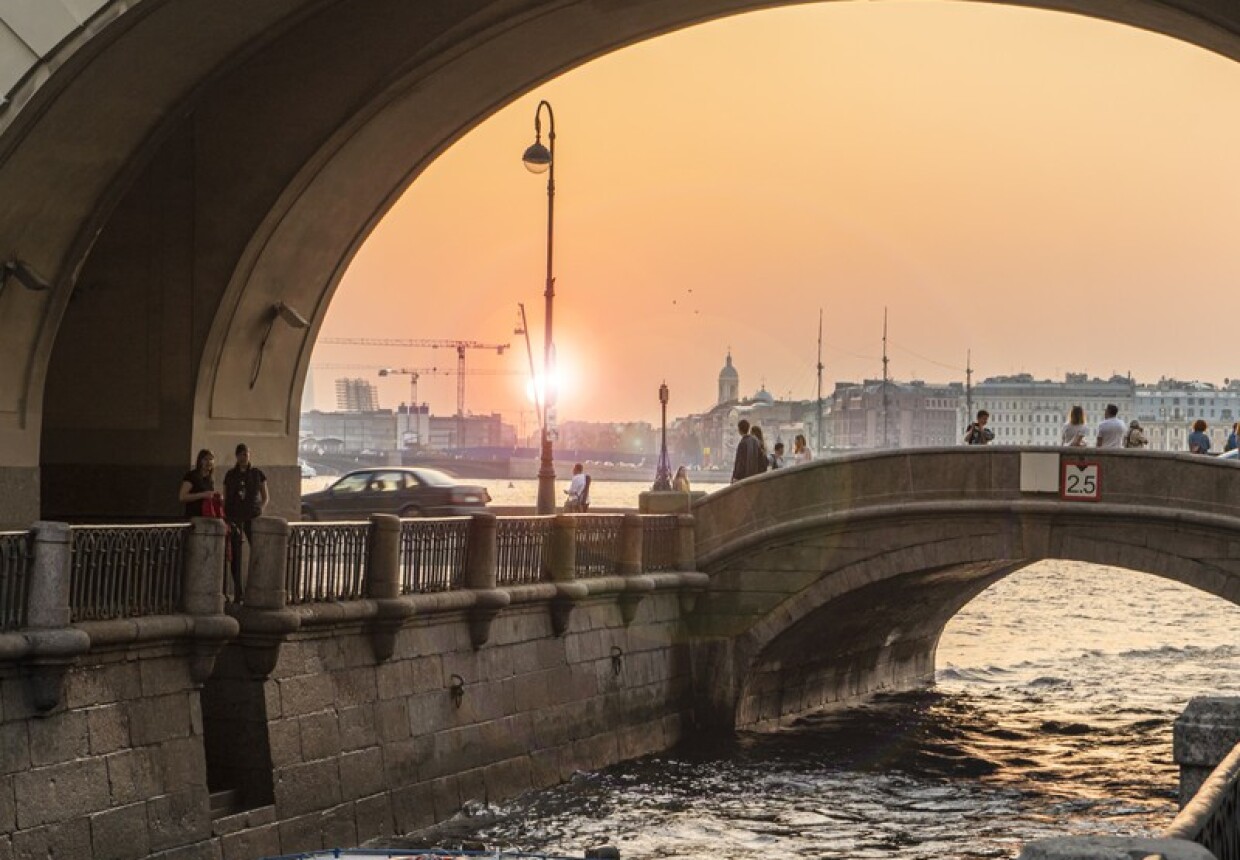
top-left (179, 449), bottom-right (220, 517)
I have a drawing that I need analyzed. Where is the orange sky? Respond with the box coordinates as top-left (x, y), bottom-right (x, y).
top-left (312, 1), bottom-right (1240, 430)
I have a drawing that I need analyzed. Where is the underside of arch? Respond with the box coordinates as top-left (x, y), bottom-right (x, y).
top-left (0, 0), bottom-right (1235, 524)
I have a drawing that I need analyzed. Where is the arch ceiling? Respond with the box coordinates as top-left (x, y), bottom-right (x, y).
top-left (0, 0), bottom-right (1238, 523)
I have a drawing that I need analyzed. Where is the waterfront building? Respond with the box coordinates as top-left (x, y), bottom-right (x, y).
top-left (334, 377), bottom-right (380, 413)
top-left (969, 373), bottom-right (1135, 446)
top-left (824, 379), bottom-right (962, 451)
top-left (1133, 379), bottom-right (1240, 452)
top-left (301, 408), bottom-right (398, 453)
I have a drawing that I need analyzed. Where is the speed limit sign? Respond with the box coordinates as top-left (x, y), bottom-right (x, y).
top-left (1061, 461), bottom-right (1101, 501)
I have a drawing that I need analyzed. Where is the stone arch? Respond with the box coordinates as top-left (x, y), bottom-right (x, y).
top-left (0, 2), bottom-right (1234, 524)
top-left (689, 449), bottom-right (1240, 729)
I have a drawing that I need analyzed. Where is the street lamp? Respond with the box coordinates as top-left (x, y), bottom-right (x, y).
top-left (523, 99), bottom-right (558, 514)
top-left (653, 381), bottom-right (672, 491)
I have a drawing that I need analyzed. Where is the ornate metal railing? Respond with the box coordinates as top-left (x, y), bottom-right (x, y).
top-left (495, 517), bottom-right (553, 586)
top-left (641, 515), bottom-right (679, 572)
top-left (0, 530), bottom-right (32, 630)
top-left (286, 522), bottom-right (369, 604)
top-left (399, 518), bottom-right (469, 593)
top-left (69, 524), bottom-right (188, 621)
top-left (1166, 740), bottom-right (1240, 860)
top-left (573, 515), bottom-right (623, 578)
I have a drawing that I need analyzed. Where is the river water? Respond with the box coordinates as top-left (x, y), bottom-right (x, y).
top-left (369, 479), bottom-right (1240, 859)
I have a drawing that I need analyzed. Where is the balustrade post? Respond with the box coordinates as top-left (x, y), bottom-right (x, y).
top-left (366, 514), bottom-right (401, 599)
top-left (676, 514), bottom-right (697, 571)
top-left (464, 513), bottom-right (507, 649)
top-left (184, 517), bottom-right (227, 616)
top-left (464, 513), bottom-right (497, 590)
top-left (548, 515), bottom-right (576, 583)
top-left (27, 521), bottom-right (72, 629)
top-left (366, 514), bottom-right (412, 661)
top-left (246, 516), bottom-right (289, 609)
top-left (23, 522), bottom-right (89, 711)
top-left (618, 514), bottom-right (643, 576)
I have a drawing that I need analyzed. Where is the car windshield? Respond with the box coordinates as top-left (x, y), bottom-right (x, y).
top-left (410, 468), bottom-right (456, 487)
top-left (331, 473), bottom-right (370, 494)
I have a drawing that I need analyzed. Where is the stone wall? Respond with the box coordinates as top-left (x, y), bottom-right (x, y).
top-left (1, 642), bottom-right (215, 860)
top-left (202, 589), bottom-right (692, 859)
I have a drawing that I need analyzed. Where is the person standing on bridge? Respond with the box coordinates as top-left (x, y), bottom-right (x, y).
top-left (964, 410), bottom-right (994, 445)
top-left (1095, 404), bottom-right (1126, 448)
top-left (1123, 420), bottom-right (1149, 449)
top-left (179, 449), bottom-right (222, 518)
top-left (793, 434), bottom-right (813, 464)
top-left (731, 419), bottom-right (767, 482)
top-left (1062, 405), bottom-right (1089, 447)
top-left (1189, 419), bottom-right (1212, 455)
top-left (224, 443), bottom-right (269, 603)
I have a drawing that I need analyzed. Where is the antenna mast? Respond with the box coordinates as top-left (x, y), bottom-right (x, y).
top-left (881, 307), bottom-right (890, 449)
top-left (816, 308), bottom-right (824, 455)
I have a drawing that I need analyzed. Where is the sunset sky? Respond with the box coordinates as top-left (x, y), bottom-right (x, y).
top-left (312, 1), bottom-right (1240, 430)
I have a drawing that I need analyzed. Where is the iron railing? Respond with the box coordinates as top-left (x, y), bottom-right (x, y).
top-left (69, 524), bottom-right (188, 621)
top-left (399, 518), bottom-right (469, 593)
top-left (495, 517), bottom-right (553, 586)
top-left (0, 530), bottom-right (32, 630)
top-left (286, 522), bottom-right (368, 604)
top-left (573, 515), bottom-right (623, 578)
top-left (1167, 740), bottom-right (1240, 860)
top-left (641, 515), bottom-right (679, 572)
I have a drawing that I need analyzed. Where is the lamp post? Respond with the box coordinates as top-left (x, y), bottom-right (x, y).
top-left (523, 100), bottom-right (557, 514)
top-left (653, 381), bottom-right (672, 491)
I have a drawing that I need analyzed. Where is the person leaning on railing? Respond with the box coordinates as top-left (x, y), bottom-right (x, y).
top-left (179, 449), bottom-right (222, 518)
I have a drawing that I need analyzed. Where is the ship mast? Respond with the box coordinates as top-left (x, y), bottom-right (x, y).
top-left (881, 307), bottom-right (890, 449)
top-left (816, 308), bottom-right (824, 455)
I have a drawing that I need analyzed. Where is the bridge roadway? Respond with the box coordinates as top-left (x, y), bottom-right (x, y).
top-left (1, 1), bottom-right (1240, 529)
top-left (3, 447), bottom-right (1240, 857)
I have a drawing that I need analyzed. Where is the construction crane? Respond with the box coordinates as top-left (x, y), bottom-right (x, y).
top-left (318, 338), bottom-right (510, 420)
top-left (311, 364), bottom-right (521, 413)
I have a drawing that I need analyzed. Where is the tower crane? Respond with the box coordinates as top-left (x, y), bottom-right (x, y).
top-left (318, 338), bottom-right (510, 421)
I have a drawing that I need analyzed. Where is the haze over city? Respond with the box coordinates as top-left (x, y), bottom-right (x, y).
top-left (312, 1), bottom-right (1240, 426)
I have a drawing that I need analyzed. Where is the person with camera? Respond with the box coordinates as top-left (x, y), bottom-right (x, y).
top-left (224, 443), bottom-right (269, 603)
top-left (963, 410), bottom-right (994, 445)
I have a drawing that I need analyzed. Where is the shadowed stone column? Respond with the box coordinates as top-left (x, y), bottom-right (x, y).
top-left (245, 516), bottom-right (289, 609)
top-left (548, 515), bottom-right (585, 636)
top-left (185, 517), bottom-right (227, 616)
top-left (366, 513), bottom-right (413, 659)
top-left (676, 514), bottom-right (696, 571)
top-left (24, 521), bottom-right (89, 710)
top-left (617, 513), bottom-right (642, 576)
top-left (464, 513), bottom-right (508, 648)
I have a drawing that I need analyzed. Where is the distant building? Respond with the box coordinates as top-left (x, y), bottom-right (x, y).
top-left (335, 377), bottom-right (379, 413)
top-left (1133, 379), bottom-right (1240, 452)
top-left (969, 373), bottom-right (1135, 446)
top-left (717, 351), bottom-right (739, 405)
top-left (301, 409), bottom-right (397, 453)
top-left (825, 379), bottom-right (962, 451)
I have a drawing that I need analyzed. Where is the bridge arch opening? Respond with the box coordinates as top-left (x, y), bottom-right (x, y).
top-left (0, 1), bottom-right (1228, 523)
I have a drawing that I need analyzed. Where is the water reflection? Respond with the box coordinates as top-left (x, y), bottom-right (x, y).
top-left (385, 562), bottom-right (1240, 859)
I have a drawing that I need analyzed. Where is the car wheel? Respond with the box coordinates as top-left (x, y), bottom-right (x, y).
top-left (399, 505), bottom-right (421, 518)
top-left (301, 506), bottom-right (318, 521)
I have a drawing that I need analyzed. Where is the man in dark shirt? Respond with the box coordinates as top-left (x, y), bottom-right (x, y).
top-left (731, 419), bottom-right (767, 483)
top-left (223, 443), bottom-right (269, 603)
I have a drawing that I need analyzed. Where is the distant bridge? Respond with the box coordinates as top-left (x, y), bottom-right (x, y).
top-left (690, 446), bottom-right (1240, 729)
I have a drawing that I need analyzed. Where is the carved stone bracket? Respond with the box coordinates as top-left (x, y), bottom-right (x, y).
top-left (186, 614), bottom-right (242, 684)
top-left (232, 606), bottom-right (300, 680)
top-left (367, 598), bottom-right (416, 661)
top-left (618, 577), bottom-right (655, 626)
top-left (467, 590), bottom-right (512, 649)
top-left (19, 627), bottom-right (90, 713)
top-left (550, 582), bottom-right (589, 637)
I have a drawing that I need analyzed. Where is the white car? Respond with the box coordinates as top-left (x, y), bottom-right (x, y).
top-left (299, 458), bottom-right (318, 478)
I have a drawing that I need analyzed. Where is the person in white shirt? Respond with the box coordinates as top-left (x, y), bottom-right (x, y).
top-left (564, 463), bottom-right (589, 512)
top-left (1095, 403), bottom-right (1126, 448)
top-left (1062, 405), bottom-right (1089, 447)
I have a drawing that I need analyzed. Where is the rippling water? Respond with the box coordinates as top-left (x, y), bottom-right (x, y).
top-left (385, 560), bottom-right (1240, 859)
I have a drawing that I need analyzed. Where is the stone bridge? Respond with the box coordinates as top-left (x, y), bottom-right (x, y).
top-left (691, 447), bottom-right (1240, 729)
top-left (1, 0), bottom-right (1240, 527)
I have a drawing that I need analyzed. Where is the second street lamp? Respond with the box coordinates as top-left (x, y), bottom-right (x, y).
top-left (523, 100), bottom-right (558, 514)
top-left (653, 381), bottom-right (672, 491)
